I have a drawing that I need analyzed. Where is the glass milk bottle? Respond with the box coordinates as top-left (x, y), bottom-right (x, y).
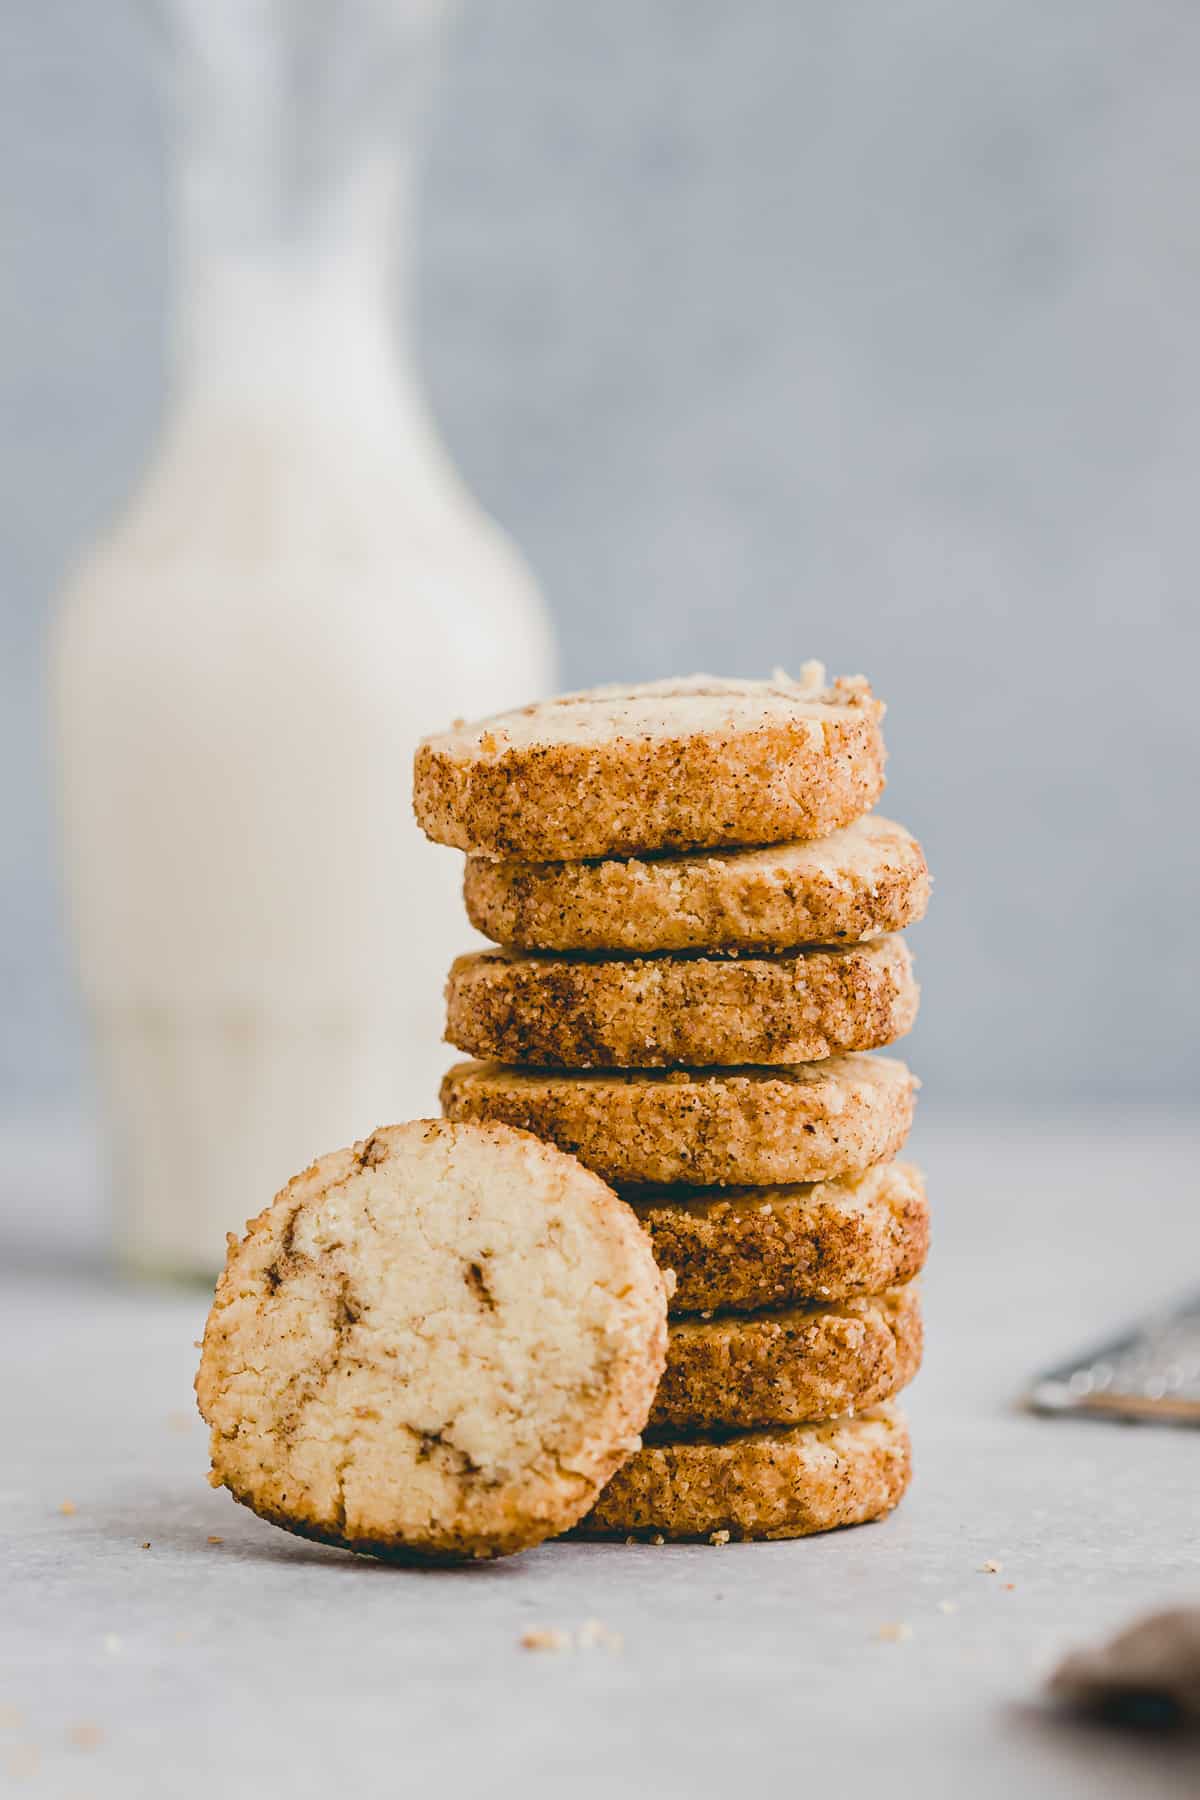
top-left (50, 0), bottom-right (554, 1276)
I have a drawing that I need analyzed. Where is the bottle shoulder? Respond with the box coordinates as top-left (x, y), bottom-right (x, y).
top-left (59, 428), bottom-right (547, 619)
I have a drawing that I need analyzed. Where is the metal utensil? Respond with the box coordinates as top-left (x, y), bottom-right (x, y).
top-left (1026, 1291), bottom-right (1200, 1425)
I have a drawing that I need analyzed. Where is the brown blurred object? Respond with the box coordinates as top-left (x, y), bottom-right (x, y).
top-left (1048, 1608), bottom-right (1200, 1729)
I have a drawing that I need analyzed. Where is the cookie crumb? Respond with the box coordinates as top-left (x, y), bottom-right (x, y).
top-left (624, 1535), bottom-right (637, 1546)
top-left (937, 1599), bottom-right (958, 1615)
top-left (67, 1722), bottom-right (104, 1750)
top-left (206, 1535), bottom-right (223, 1545)
top-left (709, 1529), bottom-right (731, 1547)
top-left (58, 1499), bottom-right (76, 1516)
top-left (577, 1619), bottom-right (623, 1652)
top-left (877, 1622), bottom-right (913, 1643)
top-left (979, 1560), bottom-right (1002, 1574)
top-left (1004, 1582), bottom-right (1015, 1591)
top-left (520, 1627), bottom-right (570, 1653)
top-left (141, 1542), bottom-right (151, 1551)
top-left (651, 1534), bottom-right (666, 1547)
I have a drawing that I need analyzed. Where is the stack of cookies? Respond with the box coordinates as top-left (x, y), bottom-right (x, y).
top-left (415, 668), bottom-right (931, 1543)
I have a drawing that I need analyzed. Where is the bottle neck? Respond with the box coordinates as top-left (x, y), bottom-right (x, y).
top-left (170, 153), bottom-right (415, 428)
top-left (159, 0), bottom-right (448, 452)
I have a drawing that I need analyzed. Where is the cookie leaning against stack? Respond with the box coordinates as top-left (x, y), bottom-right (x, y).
top-left (196, 1119), bottom-right (668, 1561)
top-left (418, 668), bottom-right (932, 1543)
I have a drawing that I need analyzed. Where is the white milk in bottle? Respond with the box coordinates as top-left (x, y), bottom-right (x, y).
top-left (51, 0), bottom-right (554, 1274)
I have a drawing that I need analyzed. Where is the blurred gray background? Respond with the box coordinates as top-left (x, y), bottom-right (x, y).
top-left (3, 0), bottom-right (1199, 1115)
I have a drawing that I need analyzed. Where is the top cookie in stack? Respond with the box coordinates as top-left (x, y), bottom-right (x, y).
top-left (414, 666), bottom-right (886, 860)
top-left (415, 667), bottom-right (930, 1543)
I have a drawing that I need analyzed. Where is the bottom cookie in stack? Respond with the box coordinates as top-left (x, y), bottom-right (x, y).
top-left (584, 1405), bottom-right (912, 1543)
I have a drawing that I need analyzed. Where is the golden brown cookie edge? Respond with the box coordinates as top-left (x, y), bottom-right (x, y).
top-left (649, 1283), bottom-right (923, 1429)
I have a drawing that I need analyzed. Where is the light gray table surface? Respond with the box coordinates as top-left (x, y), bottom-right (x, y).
top-left (3, 1110), bottom-right (1199, 1799)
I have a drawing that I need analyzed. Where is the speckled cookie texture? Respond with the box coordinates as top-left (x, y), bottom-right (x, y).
top-left (444, 933), bottom-right (917, 1070)
top-left (195, 1119), bottom-right (669, 1562)
top-left (584, 1404), bottom-right (911, 1541)
top-left (465, 815), bottom-right (930, 955)
top-left (650, 1284), bottom-right (922, 1430)
top-left (627, 1160), bottom-right (929, 1315)
top-left (414, 668), bottom-right (886, 860)
top-left (440, 1053), bottom-right (916, 1188)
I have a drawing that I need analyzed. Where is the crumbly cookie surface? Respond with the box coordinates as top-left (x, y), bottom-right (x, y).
top-left (414, 669), bottom-right (886, 859)
top-left (650, 1284), bottom-right (922, 1429)
top-left (439, 1053), bottom-right (916, 1187)
top-left (444, 934), bottom-right (917, 1068)
top-left (195, 1119), bottom-right (668, 1561)
top-left (465, 815), bottom-right (930, 954)
top-left (627, 1160), bottom-right (929, 1314)
top-left (583, 1405), bottom-right (911, 1541)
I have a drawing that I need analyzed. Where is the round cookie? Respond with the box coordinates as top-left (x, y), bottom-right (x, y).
top-left (440, 1053), bottom-right (916, 1188)
top-left (650, 1284), bottom-right (922, 1430)
top-left (465, 815), bottom-right (930, 955)
top-left (444, 934), bottom-right (917, 1069)
top-left (195, 1119), bottom-right (669, 1561)
top-left (583, 1405), bottom-right (911, 1541)
top-left (627, 1160), bottom-right (929, 1314)
top-left (414, 668), bottom-right (886, 860)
